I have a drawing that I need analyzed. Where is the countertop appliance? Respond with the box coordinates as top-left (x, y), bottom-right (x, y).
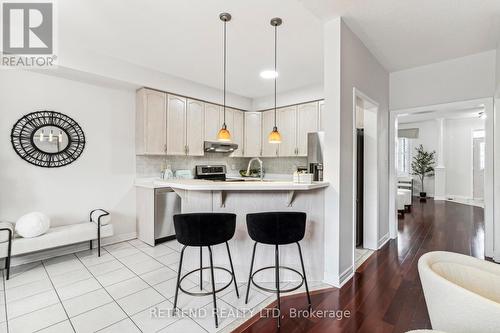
top-left (154, 187), bottom-right (180, 244)
top-left (195, 165), bottom-right (227, 180)
top-left (307, 132), bottom-right (325, 181)
top-left (195, 165), bottom-right (245, 182)
top-left (204, 141), bottom-right (238, 153)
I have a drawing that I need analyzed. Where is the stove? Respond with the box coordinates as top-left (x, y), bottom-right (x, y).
top-left (195, 165), bottom-right (227, 181)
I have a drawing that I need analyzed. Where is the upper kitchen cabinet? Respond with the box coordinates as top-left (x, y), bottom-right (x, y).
top-left (297, 101), bottom-right (319, 156)
top-left (261, 110), bottom-right (278, 157)
top-left (278, 106), bottom-right (297, 156)
top-left (186, 99), bottom-right (205, 156)
top-left (136, 88), bottom-right (167, 155)
top-left (166, 94), bottom-right (187, 155)
top-left (319, 100), bottom-right (325, 131)
top-left (244, 112), bottom-right (262, 157)
top-left (204, 103), bottom-right (220, 142)
top-left (231, 109), bottom-right (244, 157)
top-left (216, 107), bottom-right (244, 156)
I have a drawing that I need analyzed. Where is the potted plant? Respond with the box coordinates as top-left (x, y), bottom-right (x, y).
top-left (411, 144), bottom-right (436, 198)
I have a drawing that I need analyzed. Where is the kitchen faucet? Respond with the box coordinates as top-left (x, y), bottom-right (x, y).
top-left (246, 157), bottom-right (264, 181)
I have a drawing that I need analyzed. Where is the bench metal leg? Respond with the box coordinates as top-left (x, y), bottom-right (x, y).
top-left (97, 222), bottom-right (101, 257)
top-left (0, 228), bottom-right (12, 281)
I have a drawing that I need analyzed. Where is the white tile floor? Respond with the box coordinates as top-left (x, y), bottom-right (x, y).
top-left (0, 239), bottom-right (330, 333)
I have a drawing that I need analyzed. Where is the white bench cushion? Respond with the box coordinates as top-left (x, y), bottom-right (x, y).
top-left (398, 189), bottom-right (412, 206)
top-left (0, 222), bottom-right (113, 257)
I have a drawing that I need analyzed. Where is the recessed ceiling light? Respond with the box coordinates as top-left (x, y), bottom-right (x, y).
top-left (260, 70), bottom-right (278, 79)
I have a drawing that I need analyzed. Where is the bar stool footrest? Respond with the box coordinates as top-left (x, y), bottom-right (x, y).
top-left (250, 265), bottom-right (304, 293)
top-left (179, 266), bottom-right (234, 296)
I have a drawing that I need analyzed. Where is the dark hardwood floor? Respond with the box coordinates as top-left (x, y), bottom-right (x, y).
top-left (232, 198), bottom-right (485, 333)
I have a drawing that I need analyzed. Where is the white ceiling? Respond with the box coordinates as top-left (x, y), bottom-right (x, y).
top-left (58, 0), bottom-right (500, 99)
top-left (58, 0), bottom-right (324, 98)
top-left (300, 0), bottom-right (500, 71)
top-left (398, 107), bottom-right (485, 124)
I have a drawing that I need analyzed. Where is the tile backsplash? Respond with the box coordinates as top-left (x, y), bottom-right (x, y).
top-left (136, 154), bottom-right (307, 177)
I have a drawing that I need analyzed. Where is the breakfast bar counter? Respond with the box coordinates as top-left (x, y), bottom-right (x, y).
top-left (135, 178), bottom-right (329, 283)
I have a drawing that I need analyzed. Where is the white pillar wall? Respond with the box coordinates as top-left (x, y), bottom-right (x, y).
top-left (434, 118), bottom-right (446, 200)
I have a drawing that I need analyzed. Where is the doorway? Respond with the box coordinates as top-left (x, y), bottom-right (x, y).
top-left (352, 88), bottom-right (379, 268)
top-left (389, 98), bottom-right (494, 258)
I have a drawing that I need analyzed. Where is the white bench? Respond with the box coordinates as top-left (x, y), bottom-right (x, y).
top-left (0, 209), bottom-right (113, 280)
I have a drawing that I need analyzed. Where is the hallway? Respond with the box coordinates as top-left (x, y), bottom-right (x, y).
top-left (233, 198), bottom-right (485, 332)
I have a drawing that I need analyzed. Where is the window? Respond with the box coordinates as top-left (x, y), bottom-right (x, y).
top-left (397, 137), bottom-right (411, 175)
top-left (479, 142), bottom-right (485, 170)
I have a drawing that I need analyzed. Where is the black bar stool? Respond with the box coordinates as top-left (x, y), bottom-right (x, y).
top-left (173, 213), bottom-right (239, 328)
top-left (245, 212), bottom-right (312, 328)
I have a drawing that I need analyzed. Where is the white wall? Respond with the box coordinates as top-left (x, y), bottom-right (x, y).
top-left (58, 48), bottom-right (253, 111)
top-left (399, 120), bottom-right (439, 196)
top-left (323, 18), bottom-right (389, 286)
top-left (0, 71), bottom-right (137, 240)
top-left (251, 83), bottom-right (323, 110)
top-left (390, 50), bottom-right (497, 110)
top-left (445, 118), bottom-right (485, 199)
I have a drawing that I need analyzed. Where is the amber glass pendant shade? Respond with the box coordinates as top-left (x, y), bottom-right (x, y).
top-left (268, 126), bottom-right (282, 144)
top-left (217, 124), bottom-right (231, 142)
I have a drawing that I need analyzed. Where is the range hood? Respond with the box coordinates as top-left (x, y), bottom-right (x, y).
top-left (204, 141), bottom-right (238, 153)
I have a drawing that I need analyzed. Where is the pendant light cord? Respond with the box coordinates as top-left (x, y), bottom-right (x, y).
top-left (274, 24), bottom-right (277, 128)
top-left (223, 19), bottom-right (227, 126)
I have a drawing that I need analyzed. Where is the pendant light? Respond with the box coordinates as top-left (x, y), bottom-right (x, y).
top-left (217, 12), bottom-right (232, 142)
top-left (268, 17), bottom-right (282, 144)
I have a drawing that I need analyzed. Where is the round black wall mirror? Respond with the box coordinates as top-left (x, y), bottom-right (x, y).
top-left (11, 111), bottom-right (85, 168)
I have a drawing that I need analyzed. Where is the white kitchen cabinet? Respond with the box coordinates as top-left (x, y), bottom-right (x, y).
top-left (166, 94), bottom-right (187, 155)
top-left (204, 103), bottom-right (221, 142)
top-left (186, 99), bottom-right (205, 156)
top-left (278, 106), bottom-right (297, 157)
top-left (136, 88), bottom-right (167, 155)
top-left (297, 102), bottom-right (319, 156)
top-left (261, 110), bottom-right (279, 157)
top-left (231, 109), bottom-right (244, 157)
top-left (244, 112), bottom-right (262, 157)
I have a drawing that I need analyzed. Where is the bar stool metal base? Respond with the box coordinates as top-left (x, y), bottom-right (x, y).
top-left (173, 243), bottom-right (239, 329)
top-left (250, 266), bottom-right (304, 293)
top-left (245, 241), bottom-right (312, 328)
top-left (179, 266), bottom-right (234, 296)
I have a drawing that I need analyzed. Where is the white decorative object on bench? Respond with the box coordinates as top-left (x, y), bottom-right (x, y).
top-left (0, 209), bottom-right (113, 280)
top-left (15, 212), bottom-right (51, 238)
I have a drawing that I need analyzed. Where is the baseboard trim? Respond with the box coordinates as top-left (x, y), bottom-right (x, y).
top-left (10, 232), bottom-right (137, 267)
top-left (378, 233), bottom-right (390, 249)
top-left (338, 265), bottom-right (354, 288)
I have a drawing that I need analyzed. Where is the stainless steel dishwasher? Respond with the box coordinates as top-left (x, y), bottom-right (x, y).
top-left (154, 187), bottom-right (181, 244)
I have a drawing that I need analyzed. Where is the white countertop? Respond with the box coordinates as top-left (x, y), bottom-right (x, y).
top-left (135, 177), bottom-right (329, 191)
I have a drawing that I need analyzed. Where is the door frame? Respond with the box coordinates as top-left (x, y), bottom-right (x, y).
top-left (471, 129), bottom-right (485, 201)
top-left (352, 88), bottom-right (380, 262)
top-left (389, 98), bottom-right (494, 258)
